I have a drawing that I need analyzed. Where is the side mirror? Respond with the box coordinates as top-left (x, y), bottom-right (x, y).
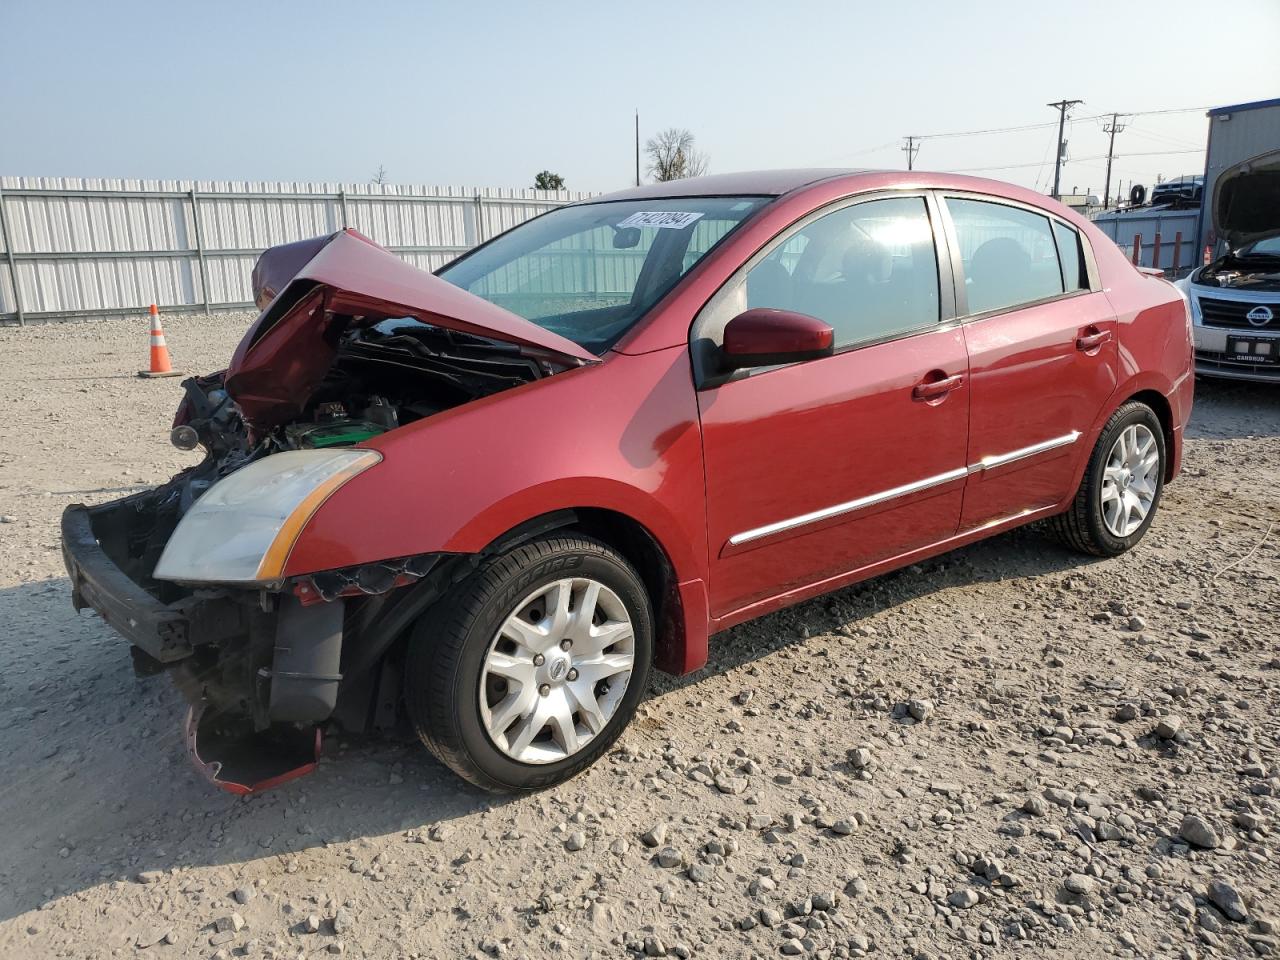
top-left (721, 308), bottom-right (834, 371)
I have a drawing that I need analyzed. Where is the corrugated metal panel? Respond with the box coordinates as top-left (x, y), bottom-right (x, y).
top-left (1199, 102), bottom-right (1280, 252)
top-left (1091, 208), bottom-right (1199, 273)
top-left (0, 176), bottom-right (596, 323)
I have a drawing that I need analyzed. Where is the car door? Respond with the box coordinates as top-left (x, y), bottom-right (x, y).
top-left (938, 195), bottom-right (1119, 531)
top-left (692, 193), bottom-right (970, 619)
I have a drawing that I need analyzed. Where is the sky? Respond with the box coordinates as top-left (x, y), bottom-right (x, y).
top-left (3, 0), bottom-right (1278, 198)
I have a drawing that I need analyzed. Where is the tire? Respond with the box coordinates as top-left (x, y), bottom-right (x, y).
top-left (404, 535), bottom-right (653, 793)
top-left (1050, 401), bottom-right (1166, 557)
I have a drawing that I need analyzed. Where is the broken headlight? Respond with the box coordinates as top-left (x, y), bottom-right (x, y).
top-left (153, 449), bottom-right (381, 585)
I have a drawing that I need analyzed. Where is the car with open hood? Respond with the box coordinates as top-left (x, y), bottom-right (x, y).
top-left (62, 170), bottom-right (1193, 794)
top-left (1176, 149), bottom-right (1280, 382)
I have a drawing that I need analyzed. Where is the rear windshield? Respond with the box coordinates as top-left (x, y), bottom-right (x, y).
top-left (437, 197), bottom-right (770, 353)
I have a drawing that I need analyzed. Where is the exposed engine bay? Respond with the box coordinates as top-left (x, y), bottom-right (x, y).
top-left (109, 315), bottom-right (550, 601)
top-left (186, 315), bottom-right (549, 461)
top-left (1193, 254), bottom-right (1280, 292)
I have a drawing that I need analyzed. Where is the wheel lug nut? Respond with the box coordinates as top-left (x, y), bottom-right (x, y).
top-left (566, 669), bottom-right (578, 681)
top-left (538, 683), bottom-right (551, 697)
top-left (560, 639), bottom-right (572, 651)
top-left (533, 654), bottom-right (545, 666)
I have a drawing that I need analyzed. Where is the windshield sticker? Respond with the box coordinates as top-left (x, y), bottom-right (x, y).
top-left (616, 211), bottom-right (704, 230)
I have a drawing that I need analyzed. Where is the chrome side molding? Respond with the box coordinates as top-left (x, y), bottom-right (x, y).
top-left (970, 431), bottom-right (1081, 472)
top-left (728, 467), bottom-right (968, 546)
top-left (727, 431), bottom-right (1081, 548)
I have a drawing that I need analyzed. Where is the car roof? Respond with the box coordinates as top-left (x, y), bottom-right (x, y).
top-left (590, 169), bottom-right (867, 202)
top-left (585, 169), bottom-right (1083, 220)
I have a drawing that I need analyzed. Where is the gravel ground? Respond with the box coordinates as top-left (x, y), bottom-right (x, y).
top-left (0, 311), bottom-right (1277, 960)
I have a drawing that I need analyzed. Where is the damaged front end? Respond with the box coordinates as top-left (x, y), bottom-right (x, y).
top-left (62, 229), bottom-right (593, 792)
top-left (65, 476), bottom-right (470, 793)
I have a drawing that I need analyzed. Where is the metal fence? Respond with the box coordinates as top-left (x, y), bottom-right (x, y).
top-left (1090, 208), bottom-right (1199, 276)
top-left (0, 177), bottom-right (597, 325)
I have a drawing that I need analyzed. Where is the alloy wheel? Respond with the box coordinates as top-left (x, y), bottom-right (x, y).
top-left (479, 577), bottom-right (635, 764)
top-left (1100, 423), bottom-right (1160, 538)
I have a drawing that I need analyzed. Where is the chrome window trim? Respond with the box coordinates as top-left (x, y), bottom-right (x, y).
top-left (727, 431), bottom-right (1081, 547)
top-left (689, 188), bottom-right (956, 389)
top-left (934, 191), bottom-right (1103, 319)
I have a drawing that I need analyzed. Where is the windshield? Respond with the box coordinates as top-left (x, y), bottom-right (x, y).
top-left (1241, 236), bottom-right (1280, 258)
top-left (437, 196), bottom-right (770, 353)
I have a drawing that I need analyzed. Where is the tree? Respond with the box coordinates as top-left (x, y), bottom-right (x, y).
top-left (534, 170), bottom-right (566, 191)
top-left (371, 165), bottom-right (389, 185)
top-left (644, 128), bottom-right (709, 182)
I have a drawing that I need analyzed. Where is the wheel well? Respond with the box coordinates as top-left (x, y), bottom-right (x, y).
top-left (485, 508), bottom-right (686, 674)
top-left (1124, 389), bottom-right (1175, 481)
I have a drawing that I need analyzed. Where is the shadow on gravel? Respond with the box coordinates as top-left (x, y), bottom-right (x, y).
top-left (655, 523), bottom-right (1103, 695)
top-left (1187, 377), bottom-right (1280, 440)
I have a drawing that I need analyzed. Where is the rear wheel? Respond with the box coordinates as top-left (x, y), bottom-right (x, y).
top-left (404, 535), bottom-right (652, 792)
top-left (1050, 401), bottom-right (1165, 557)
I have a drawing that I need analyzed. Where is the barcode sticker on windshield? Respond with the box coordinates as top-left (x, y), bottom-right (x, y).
top-left (616, 211), bottom-right (704, 230)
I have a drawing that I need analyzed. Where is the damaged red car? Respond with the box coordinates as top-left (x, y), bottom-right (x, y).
top-left (61, 170), bottom-right (1193, 793)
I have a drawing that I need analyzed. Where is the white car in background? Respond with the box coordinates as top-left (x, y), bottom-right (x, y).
top-left (1176, 150), bottom-right (1280, 382)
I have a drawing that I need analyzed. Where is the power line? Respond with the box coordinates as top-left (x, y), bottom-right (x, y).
top-left (814, 139), bottom-right (900, 164)
top-left (909, 104), bottom-right (1211, 143)
top-left (943, 148), bottom-right (1202, 175)
top-left (1110, 149), bottom-right (1203, 158)
top-left (1123, 125), bottom-right (1204, 150)
top-left (915, 119), bottom-right (1060, 141)
top-left (1123, 106), bottom-right (1212, 117)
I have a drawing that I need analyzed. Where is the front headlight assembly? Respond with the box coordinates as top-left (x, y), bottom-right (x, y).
top-left (154, 449), bottom-right (381, 585)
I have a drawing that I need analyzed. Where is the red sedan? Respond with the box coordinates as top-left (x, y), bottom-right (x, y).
top-left (62, 170), bottom-right (1193, 793)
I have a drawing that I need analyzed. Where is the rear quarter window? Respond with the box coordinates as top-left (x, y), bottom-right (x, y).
top-left (1052, 220), bottom-right (1087, 292)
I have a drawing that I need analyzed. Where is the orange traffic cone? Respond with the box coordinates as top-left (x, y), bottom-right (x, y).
top-left (138, 305), bottom-right (182, 378)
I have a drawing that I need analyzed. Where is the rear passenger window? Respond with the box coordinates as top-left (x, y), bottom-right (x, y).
top-left (744, 197), bottom-right (940, 349)
top-left (947, 199), bottom-right (1064, 314)
top-left (1052, 220), bottom-right (1087, 291)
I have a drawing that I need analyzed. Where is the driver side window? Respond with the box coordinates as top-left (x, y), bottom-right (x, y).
top-left (744, 197), bottom-right (941, 349)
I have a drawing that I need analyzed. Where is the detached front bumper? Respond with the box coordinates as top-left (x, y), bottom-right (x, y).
top-left (62, 504), bottom-right (193, 664)
top-left (60, 495), bottom-right (340, 793)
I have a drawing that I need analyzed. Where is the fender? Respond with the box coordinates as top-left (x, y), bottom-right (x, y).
top-left (283, 345), bottom-right (712, 671)
top-left (286, 346), bottom-right (706, 574)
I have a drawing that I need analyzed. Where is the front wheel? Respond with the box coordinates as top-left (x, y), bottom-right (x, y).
top-left (1050, 401), bottom-right (1166, 557)
top-left (404, 535), bottom-right (653, 792)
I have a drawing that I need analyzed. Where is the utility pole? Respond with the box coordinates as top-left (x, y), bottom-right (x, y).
top-left (634, 111), bottom-right (641, 187)
top-left (1102, 112), bottom-right (1127, 209)
top-left (902, 136), bottom-right (919, 171)
top-left (1047, 99), bottom-right (1083, 200)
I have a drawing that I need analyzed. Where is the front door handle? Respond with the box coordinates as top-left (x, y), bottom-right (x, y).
top-left (1076, 328), bottom-right (1113, 352)
top-left (912, 373), bottom-right (964, 401)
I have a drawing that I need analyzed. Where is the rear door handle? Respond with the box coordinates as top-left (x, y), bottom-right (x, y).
top-left (912, 373), bottom-right (964, 400)
top-left (1076, 329), bottom-right (1113, 352)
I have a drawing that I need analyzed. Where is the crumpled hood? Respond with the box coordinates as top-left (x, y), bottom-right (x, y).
top-left (226, 229), bottom-right (597, 428)
top-left (1214, 149), bottom-right (1280, 250)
